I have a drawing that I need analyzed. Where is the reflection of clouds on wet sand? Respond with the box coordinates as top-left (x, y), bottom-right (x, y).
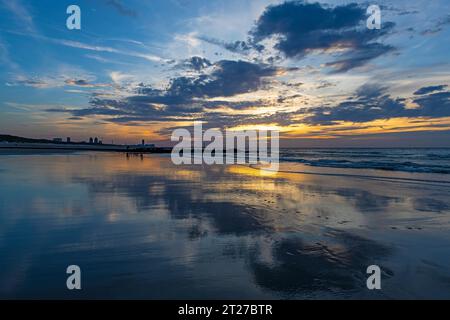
top-left (249, 230), bottom-right (393, 298)
top-left (0, 152), bottom-right (450, 298)
top-left (413, 198), bottom-right (450, 213)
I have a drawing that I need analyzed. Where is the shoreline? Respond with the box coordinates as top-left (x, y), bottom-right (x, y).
top-left (0, 143), bottom-right (172, 153)
top-left (2, 147), bottom-right (450, 185)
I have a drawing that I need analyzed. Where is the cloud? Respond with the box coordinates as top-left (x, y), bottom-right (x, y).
top-left (166, 60), bottom-right (279, 98)
top-left (420, 14), bottom-right (450, 35)
top-left (48, 46), bottom-right (450, 133)
top-left (250, 1), bottom-right (395, 72)
top-left (316, 80), bottom-right (334, 89)
top-left (411, 90), bottom-right (450, 118)
top-left (0, 36), bottom-right (18, 69)
top-left (324, 43), bottom-right (394, 73)
top-left (6, 31), bottom-right (170, 63)
top-left (110, 71), bottom-right (134, 84)
top-left (105, 0), bottom-right (137, 17)
top-left (413, 85), bottom-right (447, 95)
top-left (175, 56), bottom-right (212, 71)
top-left (303, 84), bottom-right (450, 125)
top-left (47, 60), bottom-right (281, 124)
top-left (132, 59), bottom-right (280, 105)
top-left (303, 84), bottom-right (405, 124)
top-left (54, 38), bottom-right (166, 62)
top-left (7, 73), bottom-right (109, 89)
top-left (0, 0), bottom-right (35, 32)
top-left (64, 79), bottom-right (110, 88)
top-left (198, 36), bottom-right (258, 54)
top-left (7, 76), bottom-right (58, 88)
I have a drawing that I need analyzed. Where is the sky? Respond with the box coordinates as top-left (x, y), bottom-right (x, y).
top-left (0, 0), bottom-right (449, 147)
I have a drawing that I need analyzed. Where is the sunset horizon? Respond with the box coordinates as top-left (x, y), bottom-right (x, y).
top-left (1, 0), bottom-right (449, 147)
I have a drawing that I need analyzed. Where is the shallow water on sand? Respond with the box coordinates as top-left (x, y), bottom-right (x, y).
top-left (0, 151), bottom-right (450, 299)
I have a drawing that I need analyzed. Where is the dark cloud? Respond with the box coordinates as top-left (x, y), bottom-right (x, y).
top-left (380, 5), bottom-right (419, 16)
top-left (136, 59), bottom-right (279, 106)
top-left (9, 76), bottom-right (109, 88)
top-left (45, 107), bottom-right (71, 113)
top-left (48, 77), bottom-right (450, 131)
top-left (324, 42), bottom-right (394, 73)
top-left (166, 60), bottom-right (278, 98)
top-left (282, 81), bottom-right (304, 88)
top-left (304, 84), bottom-right (450, 125)
top-left (412, 91), bottom-right (450, 117)
top-left (316, 80), bottom-right (335, 89)
top-left (9, 78), bottom-right (47, 88)
top-left (421, 14), bottom-right (450, 35)
top-left (282, 130), bottom-right (450, 148)
top-left (304, 84), bottom-right (403, 124)
top-left (47, 60), bottom-right (280, 124)
top-left (251, 1), bottom-right (395, 72)
top-left (199, 37), bottom-right (261, 54)
top-left (202, 99), bottom-right (268, 110)
top-left (175, 56), bottom-right (212, 71)
top-left (65, 79), bottom-right (90, 86)
top-left (64, 79), bottom-right (109, 88)
top-left (157, 59), bottom-right (277, 98)
top-left (277, 94), bottom-right (302, 103)
top-left (114, 60), bottom-right (279, 110)
top-left (397, 10), bottom-right (419, 16)
top-left (413, 85), bottom-right (447, 95)
top-left (105, 0), bottom-right (137, 17)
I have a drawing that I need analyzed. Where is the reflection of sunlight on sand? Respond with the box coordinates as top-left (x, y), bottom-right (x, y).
top-left (223, 164), bottom-right (367, 229)
top-left (227, 165), bottom-right (279, 178)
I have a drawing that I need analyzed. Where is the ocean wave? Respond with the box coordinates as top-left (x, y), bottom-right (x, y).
top-left (280, 156), bottom-right (450, 174)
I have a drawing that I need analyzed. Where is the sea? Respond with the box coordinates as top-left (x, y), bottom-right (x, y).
top-left (279, 148), bottom-right (450, 174)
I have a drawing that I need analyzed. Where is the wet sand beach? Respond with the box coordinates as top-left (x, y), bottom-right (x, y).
top-left (0, 151), bottom-right (449, 299)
